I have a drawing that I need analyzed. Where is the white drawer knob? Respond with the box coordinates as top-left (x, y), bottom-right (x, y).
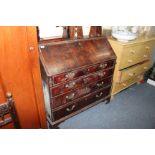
top-left (146, 46), bottom-right (150, 50)
top-left (128, 60), bottom-right (133, 63)
top-left (122, 83), bottom-right (127, 87)
top-left (29, 46), bottom-right (34, 51)
top-left (143, 54), bottom-right (148, 58)
top-left (144, 67), bottom-right (148, 70)
top-left (130, 49), bottom-right (135, 54)
top-left (129, 73), bottom-right (135, 77)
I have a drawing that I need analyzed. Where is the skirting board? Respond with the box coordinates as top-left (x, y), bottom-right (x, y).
top-left (147, 79), bottom-right (155, 86)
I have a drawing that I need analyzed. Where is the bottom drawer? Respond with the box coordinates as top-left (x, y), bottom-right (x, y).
top-left (112, 75), bottom-right (143, 95)
top-left (53, 86), bottom-right (111, 121)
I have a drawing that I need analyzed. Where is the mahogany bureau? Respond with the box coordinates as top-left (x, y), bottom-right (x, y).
top-left (39, 37), bottom-right (116, 127)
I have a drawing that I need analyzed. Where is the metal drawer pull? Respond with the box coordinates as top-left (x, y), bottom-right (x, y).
top-left (128, 60), bottom-right (133, 63)
top-left (97, 81), bottom-right (104, 87)
top-left (65, 82), bottom-right (76, 88)
top-left (96, 92), bottom-right (103, 98)
top-left (99, 63), bottom-right (108, 68)
top-left (66, 93), bottom-right (75, 100)
top-left (65, 72), bottom-right (75, 79)
top-left (98, 72), bottom-right (106, 77)
top-left (129, 73), bottom-right (135, 77)
top-left (66, 105), bottom-right (76, 112)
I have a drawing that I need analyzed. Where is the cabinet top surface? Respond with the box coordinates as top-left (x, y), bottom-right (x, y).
top-left (39, 37), bottom-right (116, 76)
top-left (108, 36), bottom-right (155, 46)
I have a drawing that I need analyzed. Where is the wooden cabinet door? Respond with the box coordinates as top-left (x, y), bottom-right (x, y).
top-left (0, 26), bottom-right (47, 128)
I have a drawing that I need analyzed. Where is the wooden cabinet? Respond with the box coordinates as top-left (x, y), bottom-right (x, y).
top-left (40, 37), bottom-right (116, 126)
top-left (109, 37), bottom-right (155, 96)
top-left (0, 26), bottom-right (47, 128)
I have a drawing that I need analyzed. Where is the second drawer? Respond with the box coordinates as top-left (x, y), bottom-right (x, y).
top-left (116, 61), bottom-right (151, 83)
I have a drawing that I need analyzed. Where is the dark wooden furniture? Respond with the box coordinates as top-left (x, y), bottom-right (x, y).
top-left (39, 37), bottom-right (116, 127)
top-left (89, 26), bottom-right (102, 38)
top-left (0, 93), bottom-right (20, 128)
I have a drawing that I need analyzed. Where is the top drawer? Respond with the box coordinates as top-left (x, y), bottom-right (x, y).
top-left (52, 60), bottom-right (115, 85)
top-left (119, 42), bottom-right (153, 69)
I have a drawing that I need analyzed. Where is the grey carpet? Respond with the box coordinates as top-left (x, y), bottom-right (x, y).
top-left (59, 83), bottom-right (155, 129)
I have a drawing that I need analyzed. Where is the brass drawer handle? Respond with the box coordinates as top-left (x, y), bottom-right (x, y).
top-left (97, 81), bottom-right (104, 87)
top-left (66, 93), bottom-right (75, 100)
top-left (65, 81), bottom-right (76, 88)
top-left (98, 72), bottom-right (106, 77)
top-left (96, 92), bottom-right (103, 98)
top-left (99, 63), bottom-right (108, 69)
top-left (65, 72), bottom-right (75, 79)
top-left (66, 105), bottom-right (76, 112)
top-left (128, 60), bottom-right (133, 63)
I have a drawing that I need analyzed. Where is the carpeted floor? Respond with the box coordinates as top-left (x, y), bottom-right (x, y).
top-left (58, 83), bottom-right (155, 129)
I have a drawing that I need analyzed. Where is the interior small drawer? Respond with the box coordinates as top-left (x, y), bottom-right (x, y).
top-left (53, 86), bottom-right (111, 121)
top-left (117, 61), bottom-right (151, 83)
top-left (119, 43), bottom-right (152, 69)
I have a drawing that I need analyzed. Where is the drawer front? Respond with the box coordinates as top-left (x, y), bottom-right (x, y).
top-left (51, 68), bottom-right (114, 97)
top-left (52, 77), bottom-right (112, 109)
top-left (51, 78), bottom-right (83, 97)
top-left (119, 43), bottom-right (152, 69)
top-left (117, 61), bottom-right (151, 83)
top-left (53, 60), bottom-right (115, 85)
top-left (83, 68), bottom-right (114, 84)
top-left (53, 87), bottom-right (111, 121)
top-left (87, 60), bottom-right (114, 74)
top-left (112, 76), bottom-right (141, 95)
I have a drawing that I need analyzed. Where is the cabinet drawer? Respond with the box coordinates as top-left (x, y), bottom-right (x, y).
top-left (51, 78), bottom-right (83, 97)
top-left (119, 43), bottom-right (152, 69)
top-left (117, 61), bottom-right (151, 83)
top-left (83, 68), bottom-right (114, 84)
top-left (53, 60), bottom-right (115, 85)
top-left (112, 76), bottom-right (141, 95)
top-left (51, 73), bottom-right (112, 97)
top-left (87, 60), bottom-right (114, 74)
top-left (51, 67), bottom-right (114, 97)
top-left (51, 77), bottom-right (112, 109)
top-left (53, 87), bottom-right (111, 121)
